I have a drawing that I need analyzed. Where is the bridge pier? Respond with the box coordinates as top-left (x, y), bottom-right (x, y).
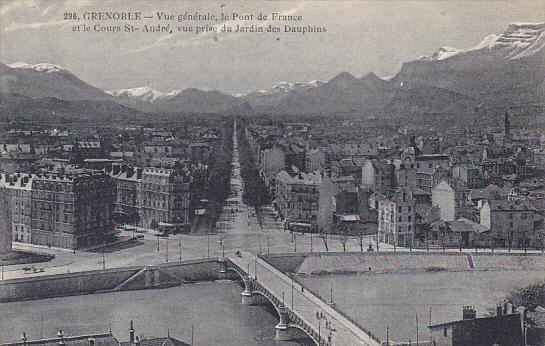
top-left (275, 306), bottom-right (291, 341)
top-left (241, 278), bottom-right (254, 305)
top-left (218, 258), bottom-right (228, 279)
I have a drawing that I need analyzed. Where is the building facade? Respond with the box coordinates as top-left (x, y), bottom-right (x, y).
top-left (479, 199), bottom-right (544, 248)
top-left (275, 170), bottom-right (322, 232)
top-left (139, 167), bottom-right (191, 231)
top-left (377, 190), bottom-right (416, 247)
top-left (31, 170), bottom-right (115, 249)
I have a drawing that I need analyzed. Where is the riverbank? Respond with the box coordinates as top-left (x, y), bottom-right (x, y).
top-left (262, 252), bottom-right (545, 276)
top-left (0, 258), bottom-right (231, 303)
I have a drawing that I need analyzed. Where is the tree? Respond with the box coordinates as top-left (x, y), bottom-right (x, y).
top-left (340, 235), bottom-right (348, 252)
top-left (318, 231), bottom-right (329, 252)
top-left (357, 234), bottom-right (365, 252)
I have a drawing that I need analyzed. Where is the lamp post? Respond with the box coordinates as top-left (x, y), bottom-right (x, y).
top-left (416, 313), bottom-right (419, 346)
top-left (166, 237), bottom-right (169, 263)
top-left (254, 256), bottom-right (257, 280)
top-left (316, 311), bottom-right (326, 344)
top-left (207, 231), bottom-right (210, 258)
top-left (179, 239), bottom-right (182, 261)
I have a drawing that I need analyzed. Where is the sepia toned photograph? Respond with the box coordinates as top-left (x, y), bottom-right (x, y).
top-left (0, 0), bottom-right (544, 345)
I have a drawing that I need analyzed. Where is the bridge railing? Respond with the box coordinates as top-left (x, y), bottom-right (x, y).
top-left (251, 278), bottom-right (330, 346)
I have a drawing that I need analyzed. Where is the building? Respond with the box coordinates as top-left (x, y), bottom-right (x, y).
top-left (108, 164), bottom-right (193, 233)
top-left (429, 217), bottom-right (488, 248)
top-left (139, 167), bottom-right (191, 232)
top-left (431, 180), bottom-right (469, 222)
top-left (1, 174), bottom-right (33, 243)
top-left (4, 321), bottom-right (191, 346)
top-left (259, 146), bottom-right (286, 187)
top-left (377, 189), bottom-right (416, 247)
top-left (414, 154), bottom-right (450, 192)
top-left (305, 147), bottom-right (326, 173)
top-left (361, 159), bottom-right (395, 194)
top-left (479, 199), bottom-right (544, 248)
top-left (317, 176), bottom-right (359, 235)
top-left (0, 187), bottom-right (12, 258)
top-left (429, 305), bottom-right (524, 346)
top-left (31, 169), bottom-right (115, 249)
top-left (275, 170), bottom-right (322, 232)
top-left (110, 166), bottom-right (142, 225)
top-left (453, 164), bottom-right (485, 189)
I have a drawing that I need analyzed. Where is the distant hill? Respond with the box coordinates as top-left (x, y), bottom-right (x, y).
top-left (107, 87), bottom-right (249, 115)
top-left (0, 62), bottom-right (110, 101)
top-left (0, 92), bottom-right (148, 123)
top-left (1, 22), bottom-right (543, 119)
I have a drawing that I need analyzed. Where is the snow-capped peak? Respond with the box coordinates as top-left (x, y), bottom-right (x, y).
top-left (254, 79), bottom-right (326, 96)
top-left (470, 34), bottom-right (500, 50)
top-left (271, 81), bottom-right (294, 91)
top-left (417, 22), bottom-right (545, 62)
top-left (106, 87), bottom-right (181, 102)
top-left (418, 47), bottom-right (461, 61)
top-left (8, 62), bottom-right (64, 73)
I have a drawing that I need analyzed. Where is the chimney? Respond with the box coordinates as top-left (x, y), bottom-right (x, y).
top-left (463, 306), bottom-right (476, 320)
top-left (129, 320), bottom-right (135, 343)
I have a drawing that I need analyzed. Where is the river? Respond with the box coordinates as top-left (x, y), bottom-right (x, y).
top-left (299, 268), bottom-right (545, 343)
top-left (0, 281), bottom-right (311, 345)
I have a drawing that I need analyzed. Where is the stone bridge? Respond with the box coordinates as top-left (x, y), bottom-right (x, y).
top-left (222, 253), bottom-right (382, 346)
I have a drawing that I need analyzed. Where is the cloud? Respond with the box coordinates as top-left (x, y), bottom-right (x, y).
top-left (0, 0), bottom-right (40, 15)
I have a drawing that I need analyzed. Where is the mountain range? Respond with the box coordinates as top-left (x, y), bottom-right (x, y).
top-left (1, 22), bottom-right (543, 119)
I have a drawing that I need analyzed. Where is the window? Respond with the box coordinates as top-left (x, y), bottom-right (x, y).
top-left (443, 327), bottom-right (448, 337)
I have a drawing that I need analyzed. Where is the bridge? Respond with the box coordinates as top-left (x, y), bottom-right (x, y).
top-left (222, 252), bottom-right (382, 346)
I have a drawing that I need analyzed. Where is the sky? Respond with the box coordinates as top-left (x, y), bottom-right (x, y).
top-left (0, 0), bottom-right (544, 95)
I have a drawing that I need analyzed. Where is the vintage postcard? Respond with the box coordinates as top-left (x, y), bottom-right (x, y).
top-left (0, 1), bottom-right (544, 345)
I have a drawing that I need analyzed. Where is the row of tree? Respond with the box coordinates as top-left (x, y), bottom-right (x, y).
top-left (236, 118), bottom-right (272, 219)
top-left (205, 118), bottom-right (234, 223)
